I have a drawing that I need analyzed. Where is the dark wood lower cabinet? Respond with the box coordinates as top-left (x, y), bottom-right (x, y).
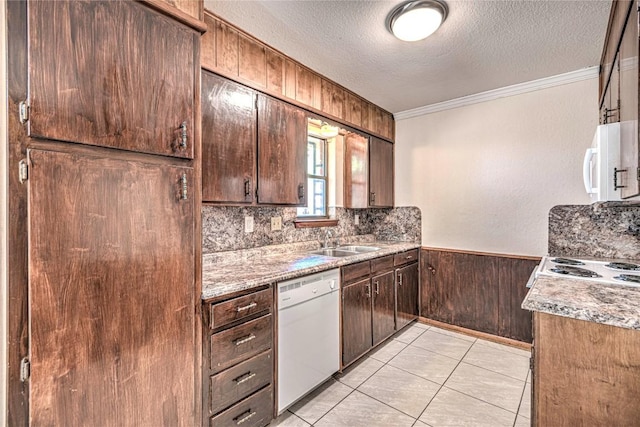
top-left (342, 278), bottom-right (373, 366)
top-left (28, 148), bottom-right (196, 426)
top-left (342, 250), bottom-right (419, 367)
top-left (396, 263), bottom-right (419, 330)
top-left (533, 312), bottom-right (640, 426)
top-left (203, 286), bottom-right (274, 427)
top-left (421, 248), bottom-right (539, 343)
top-left (371, 271), bottom-right (395, 346)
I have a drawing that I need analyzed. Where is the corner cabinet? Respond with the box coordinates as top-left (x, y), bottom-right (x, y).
top-left (395, 250), bottom-right (419, 330)
top-left (28, 0), bottom-right (197, 159)
top-left (344, 134), bottom-right (394, 208)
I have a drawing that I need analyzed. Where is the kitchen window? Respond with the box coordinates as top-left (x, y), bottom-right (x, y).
top-left (297, 135), bottom-right (328, 218)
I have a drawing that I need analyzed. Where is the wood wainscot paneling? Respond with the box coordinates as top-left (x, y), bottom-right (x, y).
top-left (421, 248), bottom-right (539, 343)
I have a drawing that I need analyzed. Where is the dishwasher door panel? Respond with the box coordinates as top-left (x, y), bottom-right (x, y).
top-left (277, 290), bottom-right (340, 412)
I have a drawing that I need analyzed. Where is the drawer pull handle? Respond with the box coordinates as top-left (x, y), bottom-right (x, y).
top-left (234, 334), bottom-right (256, 346)
top-left (234, 410), bottom-right (256, 425)
top-left (234, 371), bottom-right (256, 385)
top-left (237, 302), bottom-right (257, 313)
top-left (406, 255), bottom-right (412, 259)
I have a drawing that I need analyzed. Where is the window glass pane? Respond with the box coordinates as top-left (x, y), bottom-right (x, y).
top-left (308, 137), bottom-right (325, 176)
top-left (297, 134), bottom-right (328, 217)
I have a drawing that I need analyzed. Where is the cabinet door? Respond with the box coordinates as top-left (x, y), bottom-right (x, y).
top-left (342, 279), bottom-right (373, 366)
top-left (618, 3), bottom-right (640, 198)
top-left (344, 132), bottom-right (369, 209)
top-left (369, 137), bottom-right (394, 207)
top-left (202, 72), bottom-right (257, 203)
top-left (28, 148), bottom-right (195, 426)
top-left (371, 271), bottom-right (396, 346)
top-left (257, 95), bottom-right (307, 205)
top-left (396, 263), bottom-right (419, 330)
top-left (28, 0), bottom-right (196, 158)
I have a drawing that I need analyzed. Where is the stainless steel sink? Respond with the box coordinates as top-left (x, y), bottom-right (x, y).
top-left (309, 248), bottom-right (358, 257)
top-left (336, 245), bottom-right (381, 253)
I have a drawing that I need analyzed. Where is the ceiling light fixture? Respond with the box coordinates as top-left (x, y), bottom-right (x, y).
top-left (319, 122), bottom-right (339, 139)
top-left (387, 0), bottom-right (448, 42)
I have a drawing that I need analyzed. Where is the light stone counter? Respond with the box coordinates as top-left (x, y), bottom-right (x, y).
top-left (202, 239), bottom-right (420, 301)
top-left (522, 276), bottom-right (640, 330)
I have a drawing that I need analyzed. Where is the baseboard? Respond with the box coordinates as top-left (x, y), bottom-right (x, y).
top-left (418, 317), bottom-right (532, 351)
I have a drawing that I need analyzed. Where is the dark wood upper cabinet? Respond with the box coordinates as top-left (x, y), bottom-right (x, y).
top-left (396, 263), bottom-right (419, 330)
top-left (371, 271), bottom-right (396, 346)
top-left (27, 0), bottom-right (196, 158)
top-left (201, 11), bottom-right (395, 141)
top-left (27, 148), bottom-right (196, 426)
top-left (344, 132), bottom-right (369, 209)
top-left (369, 137), bottom-right (394, 207)
top-left (342, 279), bottom-right (373, 367)
top-left (202, 71), bottom-right (257, 203)
top-left (257, 95), bottom-right (307, 205)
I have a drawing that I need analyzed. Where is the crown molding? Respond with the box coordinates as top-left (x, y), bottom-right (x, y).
top-left (394, 66), bottom-right (599, 120)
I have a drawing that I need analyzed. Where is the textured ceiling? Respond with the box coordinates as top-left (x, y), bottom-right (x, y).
top-left (203, 0), bottom-right (611, 114)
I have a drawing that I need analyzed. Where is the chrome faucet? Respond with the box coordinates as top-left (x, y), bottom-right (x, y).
top-left (322, 230), bottom-right (332, 249)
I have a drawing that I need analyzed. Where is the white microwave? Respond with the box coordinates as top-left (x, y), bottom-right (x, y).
top-left (583, 123), bottom-right (622, 202)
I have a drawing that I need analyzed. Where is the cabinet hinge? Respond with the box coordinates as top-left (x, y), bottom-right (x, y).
top-left (637, 167), bottom-right (640, 181)
top-left (20, 357), bottom-right (30, 382)
top-left (255, 96), bottom-right (258, 110)
top-left (19, 101), bottom-right (29, 124)
top-left (18, 159), bottom-right (28, 183)
top-left (529, 356), bottom-right (534, 371)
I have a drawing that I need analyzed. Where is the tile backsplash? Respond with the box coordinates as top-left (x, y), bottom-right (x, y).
top-left (202, 205), bottom-right (421, 254)
top-left (548, 202), bottom-right (640, 259)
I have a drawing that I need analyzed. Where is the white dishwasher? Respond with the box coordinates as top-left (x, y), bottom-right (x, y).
top-left (277, 269), bottom-right (340, 413)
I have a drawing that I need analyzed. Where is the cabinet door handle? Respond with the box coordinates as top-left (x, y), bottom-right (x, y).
top-left (244, 179), bottom-right (251, 198)
top-left (375, 281), bottom-right (380, 295)
top-left (234, 371), bottom-right (256, 385)
top-left (365, 283), bottom-right (371, 298)
top-left (236, 302), bottom-right (257, 313)
top-left (234, 334), bottom-right (256, 346)
top-left (398, 273), bottom-right (403, 287)
top-left (234, 410), bottom-right (256, 425)
top-left (180, 173), bottom-right (188, 200)
top-left (179, 121), bottom-right (188, 149)
top-left (427, 265), bottom-right (436, 275)
top-left (370, 192), bottom-right (376, 204)
top-left (298, 183), bottom-right (305, 200)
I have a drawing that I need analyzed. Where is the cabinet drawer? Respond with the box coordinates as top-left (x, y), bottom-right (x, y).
top-left (211, 314), bottom-right (272, 374)
top-left (210, 385), bottom-right (273, 427)
top-left (371, 255), bottom-right (394, 273)
top-left (210, 288), bottom-right (272, 330)
top-left (394, 250), bottom-right (419, 266)
top-left (342, 260), bottom-right (371, 283)
top-left (210, 350), bottom-right (272, 415)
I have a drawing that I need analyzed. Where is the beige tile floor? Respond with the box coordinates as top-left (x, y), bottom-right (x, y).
top-left (272, 322), bottom-right (531, 427)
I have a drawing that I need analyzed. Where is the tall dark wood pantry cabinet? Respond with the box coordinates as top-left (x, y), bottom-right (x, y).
top-left (6, 0), bottom-right (204, 425)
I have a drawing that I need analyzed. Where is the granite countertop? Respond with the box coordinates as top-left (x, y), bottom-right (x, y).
top-left (202, 240), bottom-right (420, 301)
top-left (522, 276), bottom-right (640, 330)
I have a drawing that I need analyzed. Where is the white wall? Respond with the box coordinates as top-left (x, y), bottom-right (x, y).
top-left (395, 77), bottom-right (597, 257)
top-left (1, 0), bottom-right (8, 423)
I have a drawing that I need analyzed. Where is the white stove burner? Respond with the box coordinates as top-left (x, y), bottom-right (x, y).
top-left (534, 256), bottom-right (640, 288)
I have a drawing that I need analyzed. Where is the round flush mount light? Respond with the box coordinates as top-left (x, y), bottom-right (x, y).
top-left (387, 0), bottom-right (448, 42)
